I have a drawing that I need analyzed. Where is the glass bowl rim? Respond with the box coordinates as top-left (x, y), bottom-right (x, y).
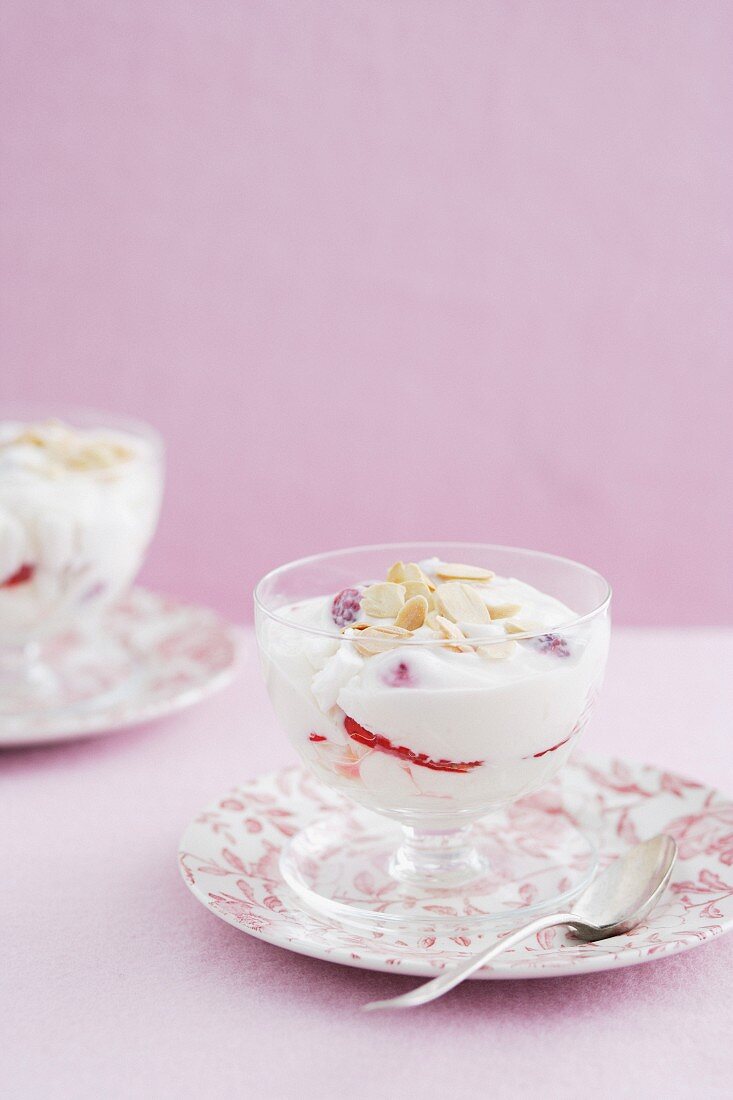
top-left (254, 541), bottom-right (612, 647)
top-left (0, 403), bottom-right (164, 463)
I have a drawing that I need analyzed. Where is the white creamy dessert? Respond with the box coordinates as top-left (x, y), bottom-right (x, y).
top-left (257, 558), bottom-right (609, 824)
top-left (0, 419), bottom-right (162, 644)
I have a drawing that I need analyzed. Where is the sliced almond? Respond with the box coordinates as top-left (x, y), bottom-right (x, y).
top-left (403, 562), bottom-right (436, 591)
top-left (67, 442), bottom-right (133, 470)
top-left (477, 640), bottom-right (517, 660)
top-left (345, 621), bottom-right (372, 632)
top-left (435, 582), bottom-right (491, 625)
top-left (361, 582), bottom-right (405, 618)
top-left (394, 595), bottom-right (429, 631)
top-left (487, 602), bottom-right (522, 620)
top-left (354, 624), bottom-right (411, 656)
top-left (504, 620), bottom-right (541, 636)
top-left (386, 561), bottom-right (405, 584)
top-left (403, 580), bottom-right (435, 607)
top-left (13, 429), bottom-right (49, 449)
top-left (10, 429), bottom-right (133, 470)
top-left (504, 620), bottom-right (527, 635)
top-left (435, 562), bottom-right (495, 583)
top-left (433, 615), bottom-right (472, 652)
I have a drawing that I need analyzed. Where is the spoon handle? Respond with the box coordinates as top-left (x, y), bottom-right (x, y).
top-left (363, 910), bottom-right (578, 1011)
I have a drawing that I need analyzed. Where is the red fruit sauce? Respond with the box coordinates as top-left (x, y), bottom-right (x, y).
top-left (1, 562), bottom-right (35, 588)
top-left (308, 719), bottom-right (574, 772)
top-left (532, 735), bottom-right (571, 758)
top-left (343, 715), bottom-right (483, 773)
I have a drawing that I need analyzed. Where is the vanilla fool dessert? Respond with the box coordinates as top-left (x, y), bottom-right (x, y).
top-left (0, 419), bottom-right (162, 643)
top-left (257, 558), bottom-right (610, 823)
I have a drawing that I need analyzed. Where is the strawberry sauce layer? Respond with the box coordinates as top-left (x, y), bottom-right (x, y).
top-left (343, 715), bottom-right (483, 773)
top-left (1, 562), bottom-right (35, 588)
top-left (533, 735), bottom-right (571, 758)
top-left (335, 717), bottom-right (573, 772)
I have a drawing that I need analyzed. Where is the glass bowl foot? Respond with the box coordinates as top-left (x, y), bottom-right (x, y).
top-left (0, 633), bottom-right (144, 720)
top-left (280, 796), bottom-right (598, 931)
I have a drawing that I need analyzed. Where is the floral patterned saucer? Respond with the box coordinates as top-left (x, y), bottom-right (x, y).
top-left (178, 758), bottom-right (733, 979)
top-left (0, 588), bottom-right (239, 746)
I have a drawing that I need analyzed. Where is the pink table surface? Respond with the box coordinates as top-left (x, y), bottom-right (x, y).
top-left (2, 626), bottom-right (732, 1099)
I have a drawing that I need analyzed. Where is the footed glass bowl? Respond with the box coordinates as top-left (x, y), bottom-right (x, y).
top-left (0, 406), bottom-right (163, 716)
top-left (255, 543), bottom-right (611, 929)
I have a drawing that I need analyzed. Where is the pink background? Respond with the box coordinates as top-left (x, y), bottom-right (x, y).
top-left (2, 1), bottom-right (732, 625)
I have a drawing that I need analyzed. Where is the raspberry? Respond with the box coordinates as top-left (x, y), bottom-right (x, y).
top-left (1, 562), bottom-right (35, 588)
top-left (331, 587), bottom-right (362, 627)
top-left (531, 633), bottom-right (571, 658)
top-left (382, 660), bottom-right (414, 687)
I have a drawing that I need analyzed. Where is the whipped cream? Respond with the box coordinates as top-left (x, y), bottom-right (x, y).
top-left (257, 557), bottom-right (609, 824)
top-left (0, 420), bottom-right (162, 643)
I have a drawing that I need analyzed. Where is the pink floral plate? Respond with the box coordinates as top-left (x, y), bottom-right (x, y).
top-left (0, 588), bottom-right (239, 746)
top-left (178, 758), bottom-right (733, 979)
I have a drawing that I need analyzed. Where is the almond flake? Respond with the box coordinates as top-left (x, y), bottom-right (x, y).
top-left (503, 621), bottom-right (526, 635)
top-left (386, 561), bottom-right (405, 584)
top-left (361, 582), bottom-right (405, 618)
top-left (8, 429), bottom-right (133, 471)
top-left (487, 603), bottom-right (522, 620)
top-left (477, 640), bottom-right (517, 660)
top-left (345, 622), bottom-right (372, 632)
top-left (433, 615), bottom-right (472, 652)
top-left (67, 442), bottom-right (134, 470)
top-left (435, 582), bottom-right (491, 625)
top-left (403, 562), bottom-right (436, 590)
top-left (354, 625), bottom-right (411, 656)
top-left (13, 429), bottom-right (48, 449)
top-left (435, 562), bottom-right (495, 582)
top-left (504, 620), bottom-right (540, 636)
top-left (395, 595), bottom-right (428, 631)
top-left (403, 580), bottom-right (434, 607)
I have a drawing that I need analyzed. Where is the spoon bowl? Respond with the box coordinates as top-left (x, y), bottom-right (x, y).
top-left (571, 834), bottom-right (677, 938)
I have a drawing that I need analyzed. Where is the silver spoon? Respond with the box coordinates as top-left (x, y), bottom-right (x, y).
top-left (363, 833), bottom-right (677, 1011)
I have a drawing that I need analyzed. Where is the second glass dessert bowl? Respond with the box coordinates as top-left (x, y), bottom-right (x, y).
top-left (0, 407), bottom-right (164, 717)
top-left (255, 543), bottom-right (611, 930)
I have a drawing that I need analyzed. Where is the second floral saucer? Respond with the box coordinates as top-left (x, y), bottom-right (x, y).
top-left (0, 588), bottom-right (239, 747)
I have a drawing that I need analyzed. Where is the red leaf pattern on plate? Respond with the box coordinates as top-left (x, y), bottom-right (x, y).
top-left (616, 809), bottom-right (640, 844)
top-left (519, 883), bottom-right (539, 907)
top-left (223, 848), bottom-right (246, 872)
top-left (537, 927), bottom-right (557, 950)
top-left (353, 872), bottom-right (376, 896)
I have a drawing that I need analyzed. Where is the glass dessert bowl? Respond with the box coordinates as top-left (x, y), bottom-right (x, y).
top-left (255, 543), bottom-right (611, 930)
top-left (0, 408), bottom-right (164, 716)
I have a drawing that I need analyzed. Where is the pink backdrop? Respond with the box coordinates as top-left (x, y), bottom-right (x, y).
top-left (2, 1), bottom-right (731, 625)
